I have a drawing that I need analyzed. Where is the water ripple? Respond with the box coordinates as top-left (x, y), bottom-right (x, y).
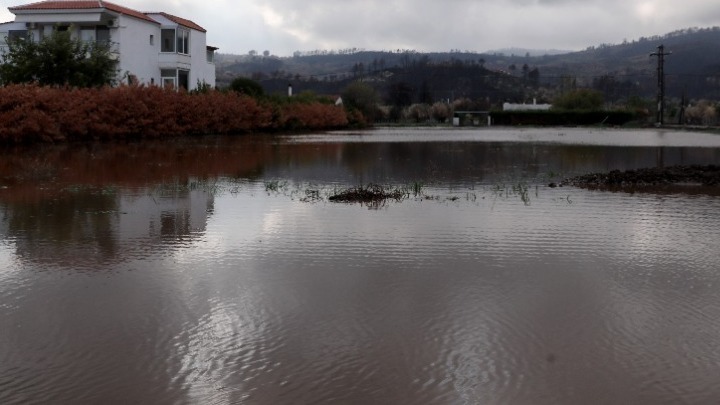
top-left (3, 177), bottom-right (720, 404)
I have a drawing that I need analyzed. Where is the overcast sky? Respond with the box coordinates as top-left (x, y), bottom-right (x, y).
top-left (2, 0), bottom-right (719, 56)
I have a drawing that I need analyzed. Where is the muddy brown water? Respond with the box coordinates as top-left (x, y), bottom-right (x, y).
top-left (2, 128), bottom-right (720, 404)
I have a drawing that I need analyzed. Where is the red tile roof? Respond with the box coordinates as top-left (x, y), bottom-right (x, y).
top-left (9, 1), bottom-right (153, 25)
top-left (9, 1), bottom-right (208, 32)
top-left (9, 0), bottom-right (100, 10)
top-left (150, 12), bottom-right (206, 33)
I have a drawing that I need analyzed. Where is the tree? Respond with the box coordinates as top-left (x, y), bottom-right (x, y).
top-left (431, 102), bottom-right (451, 123)
top-left (406, 103), bottom-right (431, 123)
top-left (553, 89), bottom-right (604, 110)
top-left (229, 76), bottom-right (264, 98)
top-left (528, 67), bottom-right (540, 88)
top-left (386, 81), bottom-right (413, 108)
top-left (419, 80), bottom-right (433, 104)
top-left (684, 99), bottom-right (718, 125)
top-left (0, 29), bottom-right (118, 87)
top-left (341, 81), bottom-right (379, 122)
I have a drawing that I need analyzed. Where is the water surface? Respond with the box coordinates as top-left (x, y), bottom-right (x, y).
top-left (1, 128), bottom-right (720, 404)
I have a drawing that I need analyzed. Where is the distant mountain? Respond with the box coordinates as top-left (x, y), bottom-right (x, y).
top-left (216, 27), bottom-right (720, 103)
top-left (484, 48), bottom-right (572, 57)
top-left (523, 27), bottom-right (720, 100)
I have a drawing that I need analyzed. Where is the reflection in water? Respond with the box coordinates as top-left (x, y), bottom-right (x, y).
top-left (1, 129), bottom-right (720, 404)
top-left (6, 188), bottom-right (119, 264)
top-left (1, 130), bottom-right (719, 198)
top-left (2, 184), bottom-right (214, 268)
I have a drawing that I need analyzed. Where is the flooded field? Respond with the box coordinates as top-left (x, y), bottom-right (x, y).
top-left (2, 127), bottom-right (720, 404)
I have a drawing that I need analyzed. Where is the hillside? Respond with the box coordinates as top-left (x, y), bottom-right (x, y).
top-left (525, 27), bottom-right (720, 100)
top-left (216, 27), bottom-right (720, 106)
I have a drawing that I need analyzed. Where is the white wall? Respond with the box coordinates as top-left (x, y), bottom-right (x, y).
top-left (114, 15), bottom-right (161, 86)
top-left (188, 30), bottom-right (215, 88)
top-left (146, 13), bottom-right (216, 89)
top-left (117, 189), bottom-right (212, 240)
top-left (0, 24), bottom-right (10, 61)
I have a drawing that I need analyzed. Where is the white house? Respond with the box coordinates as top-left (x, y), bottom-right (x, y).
top-left (0, 1), bottom-right (216, 90)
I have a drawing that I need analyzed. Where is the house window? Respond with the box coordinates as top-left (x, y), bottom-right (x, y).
top-left (160, 69), bottom-right (190, 90)
top-left (41, 25), bottom-right (53, 39)
top-left (161, 29), bottom-right (175, 52)
top-left (77, 26), bottom-right (111, 46)
top-left (7, 30), bottom-right (28, 42)
top-left (96, 26), bottom-right (110, 44)
top-left (176, 28), bottom-right (189, 54)
top-left (149, 34), bottom-right (154, 46)
top-left (162, 77), bottom-right (176, 88)
top-left (161, 69), bottom-right (176, 88)
top-left (80, 27), bottom-right (96, 43)
top-left (206, 49), bottom-right (215, 63)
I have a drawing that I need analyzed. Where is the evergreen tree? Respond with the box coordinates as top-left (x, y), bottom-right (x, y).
top-left (0, 29), bottom-right (118, 87)
top-left (229, 76), bottom-right (264, 98)
top-left (553, 89), bottom-right (604, 110)
top-left (342, 81), bottom-right (379, 122)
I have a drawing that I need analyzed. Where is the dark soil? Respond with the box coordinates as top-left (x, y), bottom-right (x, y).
top-left (555, 165), bottom-right (720, 188)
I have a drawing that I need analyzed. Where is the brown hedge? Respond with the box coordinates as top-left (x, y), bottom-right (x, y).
top-left (278, 102), bottom-right (349, 130)
top-left (0, 84), bottom-right (349, 144)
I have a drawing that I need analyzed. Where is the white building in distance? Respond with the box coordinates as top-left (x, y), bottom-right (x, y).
top-left (502, 99), bottom-right (552, 111)
top-left (0, 1), bottom-right (217, 89)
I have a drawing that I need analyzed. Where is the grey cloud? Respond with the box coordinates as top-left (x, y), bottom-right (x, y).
top-left (3, 0), bottom-right (718, 55)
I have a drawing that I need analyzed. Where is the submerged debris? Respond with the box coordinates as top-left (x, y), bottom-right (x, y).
top-left (560, 165), bottom-right (720, 188)
top-left (328, 184), bottom-right (406, 203)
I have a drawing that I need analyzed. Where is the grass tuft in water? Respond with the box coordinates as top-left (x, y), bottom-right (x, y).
top-left (264, 180), bottom-right (288, 193)
top-left (329, 184), bottom-right (407, 203)
top-left (491, 181), bottom-right (532, 206)
top-left (410, 181), bottom-right (424, 196)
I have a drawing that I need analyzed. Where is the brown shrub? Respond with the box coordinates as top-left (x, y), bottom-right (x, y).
top-left (0, 84), bottom-right (345, 144)
top-left (279, 103), bottom-right (348, 130)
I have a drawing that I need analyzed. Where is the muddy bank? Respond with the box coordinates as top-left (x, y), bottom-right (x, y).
top-left (556, 165), bottom-right (720, 187)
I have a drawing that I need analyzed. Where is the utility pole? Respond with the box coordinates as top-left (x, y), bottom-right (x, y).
top-left (650, 45), bottom-right (671, 126)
